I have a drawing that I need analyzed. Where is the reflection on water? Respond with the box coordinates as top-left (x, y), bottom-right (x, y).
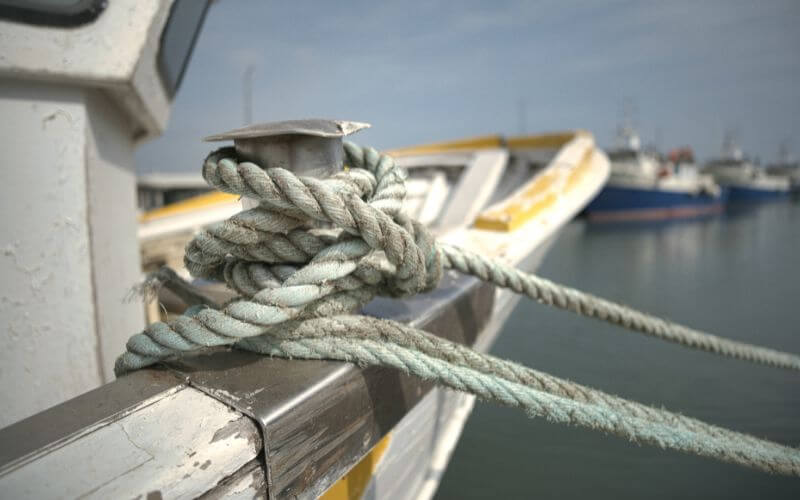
top-left (437, 201), bottom-right (800, 499)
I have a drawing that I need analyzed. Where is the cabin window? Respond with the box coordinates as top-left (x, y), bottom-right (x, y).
top-left (608, 150), bottom-right (638, 162)
top-left (0, 0), bottom-right (105, 26)
top-left (157, 0), bottom-right (212, 97)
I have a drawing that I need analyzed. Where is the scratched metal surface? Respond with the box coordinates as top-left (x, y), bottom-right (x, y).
top-left (167, 273), bottom-right (494, 499)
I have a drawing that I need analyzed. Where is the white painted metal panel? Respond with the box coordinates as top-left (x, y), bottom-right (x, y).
top-left (417, 173), bottom-right (449, 226)
top-left (0, 81), bottom-right (151, 425)
top-left (0, 0), bottom-right (174, 136)
top-left (0, 82), bottom-right (101, 427)
top-left (85, 92), bottom-right (146, 380)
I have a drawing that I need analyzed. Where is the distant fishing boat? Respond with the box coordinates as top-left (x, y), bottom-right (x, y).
top-left (703, 136), bottom-right (791, 201)
top-left (765, 143), bottom-right (800, 193)
top-left (585, 127), bottom-right (726, 222)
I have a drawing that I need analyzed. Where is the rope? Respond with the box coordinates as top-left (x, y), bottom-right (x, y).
top-left (240, 318), bottom-right (800, 476)
top-left (439, 244), bottom-right (800, 370)
top-left (117, 143), bottom-right (800, 476)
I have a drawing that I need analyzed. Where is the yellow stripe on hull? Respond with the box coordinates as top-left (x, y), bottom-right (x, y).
top-left (386, 135), bottom-right (503, 157)
top-left (139, 191), bottom-right (239, 222)
top-left (506, 130), bottom-right (588, 150)
top-left (474, 145), bottom-right (595, 232)
top-left (320, 434), bottom-right (392, 500)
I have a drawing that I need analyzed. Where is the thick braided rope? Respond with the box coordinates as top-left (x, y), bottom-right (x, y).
top-left (440, 244), bottom-right (800, 371)
top-left (117, 143), bottom-right (441, 374)
top-left (117, 142), bottom-right (800, 476)
top-left (242, 315), bottom-right (787, 463)
top-left (238, 319), bottom-right (800, 476)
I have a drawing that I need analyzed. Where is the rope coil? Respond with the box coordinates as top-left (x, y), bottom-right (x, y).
top-left (119, 143), bottom-right (800, 476)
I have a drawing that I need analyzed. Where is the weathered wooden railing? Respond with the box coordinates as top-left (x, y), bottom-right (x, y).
top-left (0, 274), bottom-right (494, 499)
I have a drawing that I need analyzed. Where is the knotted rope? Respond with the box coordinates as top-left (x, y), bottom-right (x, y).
top-left (118, 143), bottom-right (800, 476)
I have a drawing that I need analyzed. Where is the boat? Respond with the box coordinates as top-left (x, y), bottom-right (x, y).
top-left (703, 136), bottom-right (791, 201)
top-left (765, 143), bottom-right (800, 193)
top-left (0, 1), bottom-right (794, 497)
top-left (0, 120), bottom-right (609, 499)
top-left (0, 1), bottom-right (613, 497)
top-left (584, 127), bottom-right (726, 222)
top-left (320, 130), bottom-right (609, 499)
top-left (134, 128), bottom-right (609, 499)
top-left (138, 172), bottom-right (211, 211)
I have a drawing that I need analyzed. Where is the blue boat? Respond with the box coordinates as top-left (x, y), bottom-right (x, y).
top-left (586, 129), bottom-right (726, 222)
top-left (703, 138), bottom-right (791, 202)
top-left (587, 185), bottom-right (728, 222)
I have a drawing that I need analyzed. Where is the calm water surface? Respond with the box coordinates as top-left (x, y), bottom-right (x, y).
top-left (437, 200), bottom-right (800, 499)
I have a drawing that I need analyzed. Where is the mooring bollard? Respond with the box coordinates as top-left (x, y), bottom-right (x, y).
top-left (205, 119), bottom-right (370, 209)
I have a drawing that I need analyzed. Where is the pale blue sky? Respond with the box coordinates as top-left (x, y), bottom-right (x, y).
top-left (136, 0), bottom-right (800, 173)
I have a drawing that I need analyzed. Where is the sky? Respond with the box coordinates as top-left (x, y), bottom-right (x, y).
top-left (136, 0), bottom-right (800, 174)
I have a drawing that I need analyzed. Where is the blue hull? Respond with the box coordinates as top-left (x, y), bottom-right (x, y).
top-left (586, 186), bottom-right (727, 222)
top-left (727, 185), bottom-right (790, 202)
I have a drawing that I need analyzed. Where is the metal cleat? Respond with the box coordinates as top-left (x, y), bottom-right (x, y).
top-left (204, 119), bottom-right (370, 176)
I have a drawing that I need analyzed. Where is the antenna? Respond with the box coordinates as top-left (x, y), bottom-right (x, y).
top-left (517, 98), bottom-right (527, 135)
top-left (616, 98), bottom-right (640, 150)
top-left (654, 126), bottom-right (663, 152)
top-left (722, 128), bottom-right (742, 160)
top-left (620, 98), bottom-right (638, 130)
top-left (778, 138), bottom-right (792, 164)
top-left (242, 64), bottom-right (255, 125)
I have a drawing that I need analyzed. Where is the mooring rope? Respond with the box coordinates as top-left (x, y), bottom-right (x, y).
top-left (117, 143), bottom-right (800, 476)
top-left (438, 244), bottom-right (800, 370)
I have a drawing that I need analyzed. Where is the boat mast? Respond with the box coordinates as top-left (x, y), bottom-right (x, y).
top-left (722, 130), bottom-right (743, 161)
top-left (615, 98), bottom-right (641, 151)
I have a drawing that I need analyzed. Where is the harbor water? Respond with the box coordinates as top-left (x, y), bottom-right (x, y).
top-left (437, 200), bottom-right (800, 499)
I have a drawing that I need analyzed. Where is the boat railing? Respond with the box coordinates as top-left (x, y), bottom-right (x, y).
top-left (0, 274), bottom-right (494, 500)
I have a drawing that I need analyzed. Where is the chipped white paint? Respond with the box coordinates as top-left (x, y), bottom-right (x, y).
top-left (0, 387), bottom-right (261, 499)
top-left (199, 460), bottom-right (267, 500)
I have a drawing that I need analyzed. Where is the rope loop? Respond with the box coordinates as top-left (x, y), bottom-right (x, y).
top-left (118, 142), bottom-right (444, 374)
